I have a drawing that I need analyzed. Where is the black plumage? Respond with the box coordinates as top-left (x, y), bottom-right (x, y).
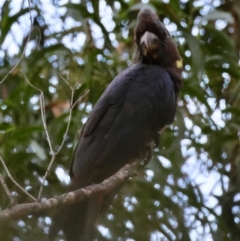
top-left (50, 8), bottom-right (182, 241)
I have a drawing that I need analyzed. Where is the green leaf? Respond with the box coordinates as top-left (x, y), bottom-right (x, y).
top-left (201, 10), bottom-right (234, 23)
top-left (182, 31), bottom-right (204, 73)
top-left (7, 126), bottom-right (43, 141)
top-left (0, 7), bottom-right (29, 44)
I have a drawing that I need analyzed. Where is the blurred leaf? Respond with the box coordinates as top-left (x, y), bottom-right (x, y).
top-left (6, 126), bottom-right (43, 141)
top-left (1, 0), bottom-right (240, 240)
top-left (182, 31), bottom-right (204, 73)
top-left (0, 7), bottom-right (29, 44)
top-left (201, 10), bottom-right (234, 23)
top-left (30, 140), bottom-right (47, 160)
top-left (129, 3), bottom-right (156, 12)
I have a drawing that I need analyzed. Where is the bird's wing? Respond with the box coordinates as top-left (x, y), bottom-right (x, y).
top-left (69, 63), bottom-right (176, 188)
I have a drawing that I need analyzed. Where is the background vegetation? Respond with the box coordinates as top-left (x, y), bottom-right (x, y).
top-left (0, 0), bottom-right (240, 240)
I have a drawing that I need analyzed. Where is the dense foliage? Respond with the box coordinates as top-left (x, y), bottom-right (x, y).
top-left (0, 0), bottom-right (240, 240)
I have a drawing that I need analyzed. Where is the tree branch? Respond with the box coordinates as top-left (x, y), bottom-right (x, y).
top-left (0, 156), bottom-right (37, 202)
top-left (0, 174), bottom-right (15, 205)
top-left (23, 73), bottom-right (89, 200)
top-left (0, 160), bottom-right (139, 222)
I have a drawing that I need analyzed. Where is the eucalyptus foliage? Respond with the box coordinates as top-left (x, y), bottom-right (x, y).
top-left (0, 0), bottom-right (240, 240)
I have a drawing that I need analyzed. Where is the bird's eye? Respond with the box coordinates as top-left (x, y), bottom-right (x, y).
top-left (162, 30), bottom-right (167, 38)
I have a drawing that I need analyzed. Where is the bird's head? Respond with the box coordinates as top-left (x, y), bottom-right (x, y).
top-left (135, 9), bottom-right (167, 55)
top-left (134, 9), bottom-right (182, 91)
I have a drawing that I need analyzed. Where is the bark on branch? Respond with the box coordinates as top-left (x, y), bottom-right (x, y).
top-left (0, 160), bottom-right (138, 223)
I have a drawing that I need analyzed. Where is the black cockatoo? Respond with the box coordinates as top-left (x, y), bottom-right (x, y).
top-left (49, 8), bottom-right (182, 241)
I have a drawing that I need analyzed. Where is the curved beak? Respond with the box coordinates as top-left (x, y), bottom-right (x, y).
top-left (140, 31), bottom-right (158, 49)
top-left (140, 31), bottom-right (159, 56)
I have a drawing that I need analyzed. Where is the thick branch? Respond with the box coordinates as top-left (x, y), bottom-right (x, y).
top-left (0, 160), bottom-right (138, 222)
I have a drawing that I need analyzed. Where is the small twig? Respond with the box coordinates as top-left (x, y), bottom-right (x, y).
top-left (23, 74), bottom-right (54, 154)
top-left (0, 156), bottom-right (36, 202)
top-left (0, 0), bottom-right (34, 86)
top-left (37, 155), bottom-right (56, 200)
top-left (23, 74), bottom-right (55, 200)
top-left (54, 88), bottom-right (89, 153)
top-left (0, 174), bottom-right (15, 204)
top-left (37, 74), bottom-right (89, 199)
top-left (23, 73), bottom-right (75, 199)
top-left (37, 96), bottom-right (89, 198)
top-left (54, 73), bottom-right (78, 154)
top-left (56, 70), bottom-right (71, 87)
top-left (0, 0), bottom-right (42, 203)
top-left (72, 89), bottom-right (89, 108)
top-left (0, 160), bottom-right (139, 222)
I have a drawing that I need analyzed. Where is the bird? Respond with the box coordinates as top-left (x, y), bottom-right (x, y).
top-left (49, 8), bottom-right (182, 241)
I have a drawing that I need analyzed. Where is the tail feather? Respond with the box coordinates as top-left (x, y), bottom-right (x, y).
top-left (82, 194), bottom-right (103, 241)
top-left (49, 200), bottom-right (89, 241)
top-left (49, 183), bottom-right (125, 241)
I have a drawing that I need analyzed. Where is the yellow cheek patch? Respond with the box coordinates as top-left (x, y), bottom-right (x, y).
top-left (176, 60), bottom-right (183, 69)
